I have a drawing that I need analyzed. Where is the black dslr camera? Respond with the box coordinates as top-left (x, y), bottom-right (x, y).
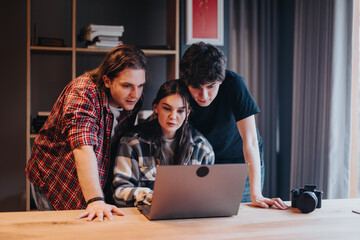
top-left (291, 185), bottom-right (323, 213)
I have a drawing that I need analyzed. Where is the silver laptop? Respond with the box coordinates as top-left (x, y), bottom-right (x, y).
top-left (137, 163), bottom-right (249, 220)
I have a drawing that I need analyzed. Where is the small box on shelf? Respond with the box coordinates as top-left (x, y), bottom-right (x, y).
top-left (37, 37), bottom-right (65, 47)
top-left (32, 111), bottom-right (50, 133)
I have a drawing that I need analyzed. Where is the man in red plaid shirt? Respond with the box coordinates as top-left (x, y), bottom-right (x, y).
top-left (26, 45), bottom-right (147, 221)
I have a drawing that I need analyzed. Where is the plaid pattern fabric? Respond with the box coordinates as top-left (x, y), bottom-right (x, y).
top-left (26, 74), bottom-right (141, 210)
top-left (113, 126), bottom-right (215, 207)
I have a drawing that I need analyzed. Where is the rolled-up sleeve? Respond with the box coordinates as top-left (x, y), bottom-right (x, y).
top-left (113, 139), bottom-right (153, 207)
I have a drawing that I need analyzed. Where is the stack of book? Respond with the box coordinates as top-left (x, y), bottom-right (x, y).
top-left (78, 24), bottom-right (124, 48)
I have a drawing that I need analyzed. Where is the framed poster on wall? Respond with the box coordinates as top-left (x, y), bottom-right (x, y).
top-left (186, 0), bottom-right (224, 46)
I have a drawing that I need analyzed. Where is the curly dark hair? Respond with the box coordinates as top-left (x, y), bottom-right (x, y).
top-left (180, 42), bottom-right (227, 88)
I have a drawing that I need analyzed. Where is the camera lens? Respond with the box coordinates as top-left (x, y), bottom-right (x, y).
top-left (297, 191), bottom-right (318, 213)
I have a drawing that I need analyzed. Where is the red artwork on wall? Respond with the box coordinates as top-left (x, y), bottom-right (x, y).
top-left (192, 0), bottom-right (218, 39)
top-left (186, 0), bottom-right (223, 45)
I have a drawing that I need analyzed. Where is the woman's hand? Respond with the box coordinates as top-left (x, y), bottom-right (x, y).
top-left (76, 201), bottom-right (125, 221)
top-left (251, 195), bottom-right (288, 210)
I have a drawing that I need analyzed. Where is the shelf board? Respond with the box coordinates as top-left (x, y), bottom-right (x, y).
top-left (30, 46), bottom-right (73, 52)
top-left (30, 46), bottom-right (177, 56)
top-left (75, 48), bottom-right (177, 56)
top-left (142, 49), bottom-right (177, 56)
top-left (30, 134), bottom-right (37, 139)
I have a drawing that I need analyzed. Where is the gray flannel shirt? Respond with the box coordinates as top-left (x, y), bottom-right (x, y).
top-left (112, 126), bottom-right (215, 207)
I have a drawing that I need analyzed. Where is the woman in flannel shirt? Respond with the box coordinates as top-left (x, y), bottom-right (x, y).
top-left (112, 80), bottom-right (215, 207)
top-left (26, 45), bottom-right (147, 221)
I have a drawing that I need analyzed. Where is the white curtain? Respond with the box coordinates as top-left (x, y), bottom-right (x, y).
top-left (228, 0), bottom-right (280, 197)
top-left (328, 0), bottom-right (354, 198)
top-left (229, 0), bottom-right (355, 199)
top-left (291, 0), bottom-right (353, 198)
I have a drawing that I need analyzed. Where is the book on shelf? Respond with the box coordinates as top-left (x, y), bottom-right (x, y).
top-left (95, 36), bottom-right (123, 41)
top-left (79, 24), bottom-right (124, 41)
top-left (90, 30), bottom-right (123, 40)
top-left (88, 24), bottom-right (124, 33)
top-left (96, 40), bottom-right (123, 47)
top-left (77, 24), bottom-right (125, 48)
top-left (89, 40), bottom-right (123, 48)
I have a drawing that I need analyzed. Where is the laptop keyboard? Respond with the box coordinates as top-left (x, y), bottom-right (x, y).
top-left (138, 204), bottom-right (151, 215)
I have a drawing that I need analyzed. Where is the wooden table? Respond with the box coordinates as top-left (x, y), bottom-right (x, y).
top-left (0, 199), bottom-right (359, 240)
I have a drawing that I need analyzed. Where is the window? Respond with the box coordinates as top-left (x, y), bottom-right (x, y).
top-left (350, 0), bottom-right (360, 198)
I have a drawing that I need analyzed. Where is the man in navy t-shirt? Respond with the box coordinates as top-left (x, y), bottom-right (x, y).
top-left (180, 42), bottom-right (287, 209)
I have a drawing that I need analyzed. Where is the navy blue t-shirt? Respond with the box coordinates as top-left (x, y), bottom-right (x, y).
top-left (189, 70), bottom-right (263, 164)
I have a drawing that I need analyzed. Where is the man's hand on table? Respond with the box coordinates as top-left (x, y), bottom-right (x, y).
top-left (251, 195), bottom-right (289, 210)
top-left (76, 201), bottom-right (125, 221)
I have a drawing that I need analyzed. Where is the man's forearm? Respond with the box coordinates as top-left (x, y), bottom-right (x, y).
top-left (236, 116), bottom-right (262, 199)
top-left (243, 144), bottom-right (262, 198)
top-left (73, 145), bottom-right (104, 202)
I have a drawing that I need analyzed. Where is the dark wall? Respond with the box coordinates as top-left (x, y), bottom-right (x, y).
top-left (0, 0), bottom-right (229, 212)
top-left (0, 0), bottom-right (27, 211)
top-left (277, 0), bottom-right (294, 200)
top-left (0, 0), bottom-right (294, 212)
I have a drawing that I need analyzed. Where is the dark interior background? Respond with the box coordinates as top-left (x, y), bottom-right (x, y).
top-left (0, 0), bottom-right (294, 211)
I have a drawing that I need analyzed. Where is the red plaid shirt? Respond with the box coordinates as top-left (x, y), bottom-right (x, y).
top-left (26, 74), bottom-right (142, 210)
